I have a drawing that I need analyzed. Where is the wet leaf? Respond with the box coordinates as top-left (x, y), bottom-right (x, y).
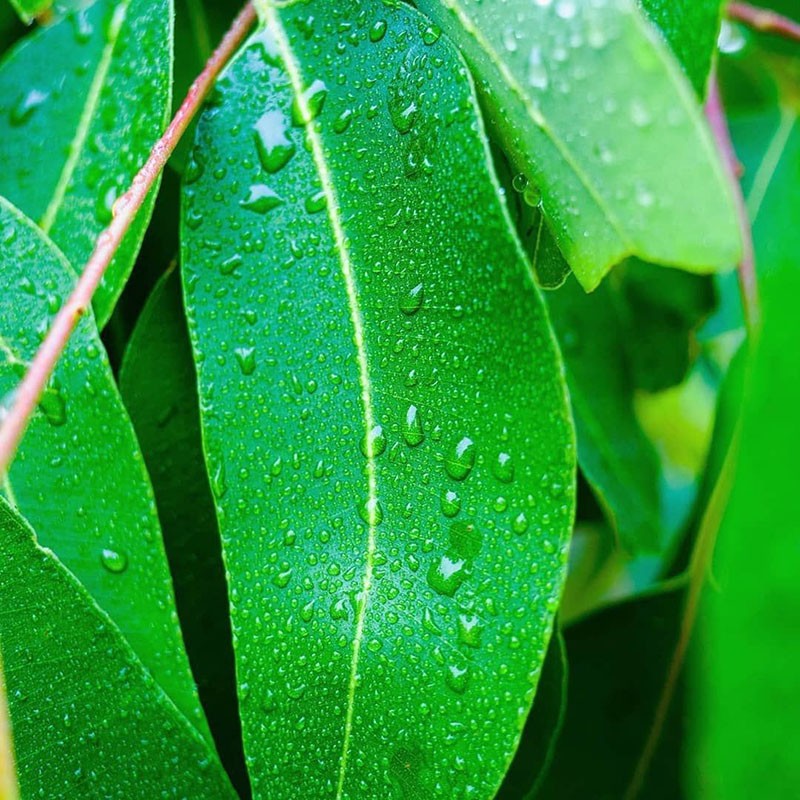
top-left (0, 497), bottom-right (236, 799)
top-left (0, 650), bottom-right (17, 800)
top-left (0, 198), bottom-right (208, 741)
top-left (182, 2), bottom-right (575, 797)
top-left (6, 0), bottom-right (50, 25)
top-left (119, 267), bottom-right (248, 796)
top-left (0, 0), bottom-right (173, 327)
top-left (415, 0), bottom-right (741, 290)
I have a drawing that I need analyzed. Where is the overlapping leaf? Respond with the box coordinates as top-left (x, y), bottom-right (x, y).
top-left (0, 0), bottom-right (172, 326)
top-left (0, 198), bottom-right (207, 740)
top-left (6, 0), bottom-right (50, 24)
top-left (0, 650), bottom-right (16, 800)
top-left (415, 0), bottom-right (741, 289)
top-left (120, 268), bottom-right (247, 793)
top-left (182, 1), bottom-right (575, 796)
top-left (0, 498), bottom-right (236, 799)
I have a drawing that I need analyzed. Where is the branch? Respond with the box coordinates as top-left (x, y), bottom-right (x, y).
top-left (0, 2), bottom-right (257, 475)
top-left (728, 2), bottom-right (800, 43)
top-left (705, 77), bottom-right (761, 337)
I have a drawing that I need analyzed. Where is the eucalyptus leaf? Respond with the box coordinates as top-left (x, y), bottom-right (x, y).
top-left (120, 267), bottom-right (248, 796)
top-left (539, 590), bottom-right (686, 799)
top-left (182, 1), bottom-right (575, 797)
top-left (639, 0), bottom-right (722, 96)
top-left (547, 274), bottom-right (663, 553)
top-left (0, 0), bottom-right (173, 327)
top-left (689, 110), bottom-right (800, 798)
top-left (0, 497), bottom-right (236, 799)
top-left (415, 0), bottom-right (741, 290)
top-left (0, 198), bottom-right (208, 741)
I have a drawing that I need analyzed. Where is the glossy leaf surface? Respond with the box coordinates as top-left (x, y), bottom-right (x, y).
top-left (6, 0), bottom-right (50, 24)
top-left (415, 0), bottom-right (741, 289)
top-left (690, 110), bottom-right (800, 798)
top-left (0, 498), bottom-right (236, 799)
top-left (547, 274), bottom-right (662, 553)
top-left (0, 0), bottom-right (172, 326)
top-left (639, 0), bottom-right (721, 95)
top-left (119, 268), bottom-right (247, 794)
top-left (183, 2), bottom-right (575, 797)
top-left (0, 199), bottom-right (206, 740)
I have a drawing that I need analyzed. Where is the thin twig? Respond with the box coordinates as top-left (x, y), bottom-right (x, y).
top-left (728, 2), bottom-right (800, 43)
top-left (706, 77), bottom-right (761, 338)
top-left (0, 2), bottom-right (257, 475)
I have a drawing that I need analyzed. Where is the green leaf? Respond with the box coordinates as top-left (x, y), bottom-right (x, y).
top-left (0, 497), bottom-right (236, 799)
top-left (497, 630), bottom-right (568, 799)
top-left (0, 0), bottom-right (173, 327)
top-left (182, 2), bottom-right (575, 797)
top-left (6, 0), bottom-right (50, 25)
top-left (688, 110), bottom-right (800, 798)
top-left (639, 0), bottom-right (722, 96)
top-left (119, 267), bottom-right (248, 795)
top-left (415, 0), bottom-right (741, 290)
top-left (0, 649), bottom-right (17, 800)
top-left (538, 590), bottom-right (686, 799)
top-left (0, 198), bottom-right (208, 742)
top-left (547, 274), bottom-right (663, 553)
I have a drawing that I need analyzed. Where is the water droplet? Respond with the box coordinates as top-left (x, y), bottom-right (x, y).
top-left (403, 404), bottom-right (424, 447)
top-left (235, 347), bottom-right (256, 376)
top-left (100, 548), bottom-right (128, 574)
top-left (441, 489), bottom-right (461, 518)
top-left (254, 110), bottom-right (296, 174)
top-left (527, 46), bottom-right (548, 90)
top-left (39, 382), bottom-right (66, 427)
top-left (361, 424), bottom-right (387, 457)
top-left (427, 553), bottom-right (469, 597)
top-left (359, 497), bottom-right (384, 525)
top-left (9, 89), bottom-right (48, 127)
top-left (240, 184), bottom-right (284, 214)
top-left (445, 437), bottom-right (475, 481)
top-left (457, 613), bottom-right (483, 648)
top-left (630, 99), bottom-right (652, 128)
top-left (421, 23), bottom-right (441, 45)
top-left (370, 20), bottom-right (388, 42)
top-left (399, 282), bottom-right (424, 316)
top-left (445, 661), bottom-right (470, 694)
top-left (512, 173), bottom-right (528, 193)
top-left (513, 511), bottom-right (529, 535)
top-left (292, 79), bottom-right (328, 125)
top-left (273, 566), bottom-right (293, 588)
top-left (210, 460), bottom-right (227, 499)
top-left (220, 254), bottom-right (242, 276)
top-left (492, 452), bottom-right (515, 483)
top-left (305, 190), bottom-right (327, 214)
top-left (422, 607), bottom-right (442, 635)
top-left (333, 108), bottom-right (354, 133)
top-left (95, 179), bottom-right (119, 225)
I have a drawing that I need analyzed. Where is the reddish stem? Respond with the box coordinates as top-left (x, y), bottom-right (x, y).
top-left (0, 2), bottom-right (257, 475)
top-left (705, 77), bottom-right (761, 337)
top-left (728, 2), bottom-right (800, 42)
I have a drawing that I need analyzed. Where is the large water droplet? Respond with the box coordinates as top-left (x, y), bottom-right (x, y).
top-left (445, 436), bottom-right (475, 481)
top-left (254, 110), bottom-right (296, 173)
top-left (240, 184), bottom-right (284, 214)
top-left (445, 660), bottom-right (470, 694)
top-left (441, 489), bottom-right (461, 518)
top-left (360, 424), bottom-right (387, 457)
top-left (359, 497), bottom-right (384, 526)
top-left (492, 451), bottom-right (515, 483)
top-left (399, 282), bottom-right (424, 316)
top-left (9, 89), bottom-right (48, 127)
top-left (101, 548), bottom-right (128, 574)
top-left (427, 553), bottom-right (469, 597)
top-left (292, 79), bottom-right (328, 126)
top-left (235, 347), bottom-right (256, 376)
top-left (370, 20), bottom-right (388, 42)
top-left (457, 613), bottom-right (483, 649)
top-left (403, 404), bottom-right (424, 447)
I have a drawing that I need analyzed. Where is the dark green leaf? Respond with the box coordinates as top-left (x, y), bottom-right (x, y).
top-left (639, 0), bottom-right (722, 95)
top-left (119, 267), bottom-right (249, 796)
top-left (497, 630), bottom-right (567, 799)
top-left (6, 0), bottom-right (49, 24)
top-left (688, 110), bottom-right (800, 798)
top-left (415, 0), bottom-right (741, 290)
top-left (0, 0), bottom-right (173, 327)
top-left (538, 590), bottom-right (686, 799)
top-left (0, 198), bottom-right (207, 741)
top-left (0, 497), bottom-right (236, 799)
top-left (547, 274), bottom-right (663, 553)
top-left (182, 2), bottom-right (575, 796)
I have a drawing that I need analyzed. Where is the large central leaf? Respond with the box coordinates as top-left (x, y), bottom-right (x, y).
top-left (182, 1), bottom-right (575, 797)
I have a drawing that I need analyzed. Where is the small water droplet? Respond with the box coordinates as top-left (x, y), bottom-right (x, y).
top-left (9, 89), bottom-right (48, 127)
top-left (441, 489), bottom-right (461, 518)
top-left (292, 79), bottom-right (328, 125)
top-left (513, 511), bottom-right (529, 535)
top-left (100, 548), bottom-right (128, 574)
top-left (399, 282), bottom-right (424, 316)
top-left (333, 108), bottom-right (354, 133)
top-left (492, 452), bottom-right (515, 483)
top-left (39, 382), bottom-right (67, 427)
top-left (305, 190), bottom-right (327, 214)
top-left (445, 437), bottom-right (475, 481)
top-left (235, 347), bottom-right (256, 376)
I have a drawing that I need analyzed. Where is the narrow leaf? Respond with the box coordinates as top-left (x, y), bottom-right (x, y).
top-left (639, 0), bottom-right (722, 96)
top-left (0, 0), bottom-right (173, 326)
top-left (183, 2), bottom-right (575, 797)
top-left (547, 274), bottom-right (663, 553)
top-left (0, 198), bottom-right (208, 741)
top-left (119, 268), bottom-right (248, 795)
top-left (415, 0), bottom-right (741, 290)
top-left (689, 109), bottom-right (800, 798)
top-left (6, 0), bottom-right (50, 24)
top-left (0, 497), bottom-right (236, 799)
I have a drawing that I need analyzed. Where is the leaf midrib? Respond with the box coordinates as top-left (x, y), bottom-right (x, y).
top-left (264, 6), bottom-right (380, 798)
top-left (39, 0), bottom-right (132, 234)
